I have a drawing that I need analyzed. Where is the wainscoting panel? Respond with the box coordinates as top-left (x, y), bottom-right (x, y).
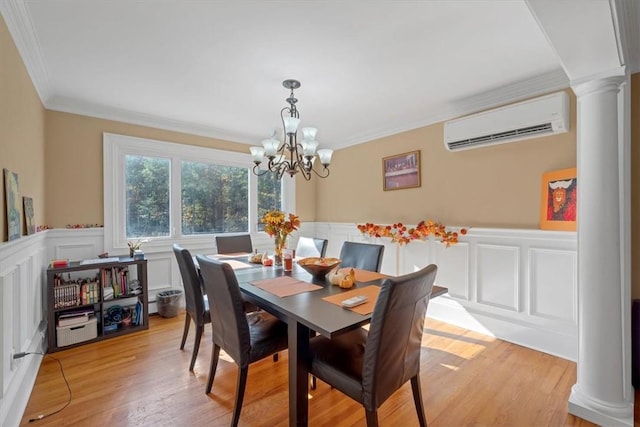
top-left (529, 248), bottom-right (577, 322)
top-left (433, 242), bottom-right (470, 300)
top-left (0, 232), bottom-right (48, 427)
top-left (40, 225), bottom-right (578, 361)
top-left (315, 223), bottom-right (578, 360)
top-left (1, 224), bottom-right (578, 425)
top-left (476, 244), bottom-right (520, 312)
top-left (146, 254), bottom-right (174, 293)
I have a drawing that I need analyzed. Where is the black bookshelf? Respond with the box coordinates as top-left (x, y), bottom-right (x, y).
top-left (46, 257), bottom-right (148, 352)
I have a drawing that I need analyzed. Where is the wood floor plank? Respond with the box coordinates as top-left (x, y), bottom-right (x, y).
top-left (20, 313), bottom-right (630, 426)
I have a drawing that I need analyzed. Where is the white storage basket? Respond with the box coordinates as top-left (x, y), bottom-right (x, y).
top-left (56, 317), bottom-right (98, 347)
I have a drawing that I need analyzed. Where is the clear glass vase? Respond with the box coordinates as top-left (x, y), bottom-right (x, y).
top-left (274, 234), bottom-right (287, 266)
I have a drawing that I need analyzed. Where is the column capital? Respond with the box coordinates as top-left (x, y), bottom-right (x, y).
top-left (571, 75), bottom-right (625, 98)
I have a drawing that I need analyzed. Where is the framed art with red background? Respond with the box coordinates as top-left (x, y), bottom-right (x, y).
top-left (540, 167), bottom-right (577, 231)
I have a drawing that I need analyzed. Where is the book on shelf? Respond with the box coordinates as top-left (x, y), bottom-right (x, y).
top-left (79, 257), bottom-right (120, 265)
top-left (50, 259), bottom-right (69, 268)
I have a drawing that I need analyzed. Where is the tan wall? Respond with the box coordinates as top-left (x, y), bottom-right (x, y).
top-left (316, 89), bottom-right (577, 228)
top-left (295, 175), bottom-right (316, 221)
top-left (0, 15), bottom-right (46, 242)
top-left (45, 111), bottom-right (318, 226)
top-left (631, 73), bottom-right (640, 299)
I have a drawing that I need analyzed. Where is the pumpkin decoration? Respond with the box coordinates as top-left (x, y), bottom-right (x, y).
top-left (328, 268), bottom-right (356, 289)
top-left (249, 252), bottom-right (264, 263)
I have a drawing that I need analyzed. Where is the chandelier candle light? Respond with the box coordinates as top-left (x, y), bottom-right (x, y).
top-left (250, 79), bottom-right (333, 180)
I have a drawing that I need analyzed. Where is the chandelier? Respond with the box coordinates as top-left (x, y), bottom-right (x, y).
top-left (250, 79), bottom-right (333, 180)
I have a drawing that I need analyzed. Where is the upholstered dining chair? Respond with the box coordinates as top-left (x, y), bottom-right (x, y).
top-left (308, 263), bottom-right (438, 427)
top-left (339, 241), bottom-right (385, 272)
top-left (172, 244), bottom-right (211, 371)
top-left (295, 236), bottom-right (328, 258)
top-left (215, 234), bottom-right (253, 255)
top-left (196, 255), bottom-right (289, 427)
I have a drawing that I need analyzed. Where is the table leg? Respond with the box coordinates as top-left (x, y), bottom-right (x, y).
top-left (288, 320), bottom-right (310, 427)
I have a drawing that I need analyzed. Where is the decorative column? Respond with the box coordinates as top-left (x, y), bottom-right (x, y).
top-left (568, 75), bottom-right (633, 426)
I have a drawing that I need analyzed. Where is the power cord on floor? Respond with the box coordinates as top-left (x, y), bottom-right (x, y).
top-left (14, 352), bottom-right (72, 422)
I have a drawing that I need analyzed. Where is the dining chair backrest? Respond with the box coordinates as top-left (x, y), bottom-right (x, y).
top-left (295, 236), bottom-right (328, 258)
top-left (339, 241), bottom-right (385, 272)
top-left (215, 234), bottom-right (253, 254)
top-left (196, 255), bottom-right (251, 366)
top-left (172, 244), bottom-right (206, 322)
top-left (363, 263), bottom-right (437, 410)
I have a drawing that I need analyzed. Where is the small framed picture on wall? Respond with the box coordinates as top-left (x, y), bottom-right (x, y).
top-left (539, 167), bottom-right (577, 231)
top-left (382, 150), bottom-right (421, 191)
top-left (4, 168), bottom-right (22, 240)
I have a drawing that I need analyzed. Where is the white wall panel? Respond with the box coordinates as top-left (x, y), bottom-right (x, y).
top-left (476, 244), bottom-right (520, 311)
top-left (1, 266), bottom-right (17, 396)
top-left (0, 232), bottom-right (48, 427)
top-left (400, 240), bottom-right (430, 273)
top-left (434, 242), bottom-right (470, 300)
top-left (146, 255), bottom-right (173, 294)
top-left (529, 248), bottom-right (577, 321)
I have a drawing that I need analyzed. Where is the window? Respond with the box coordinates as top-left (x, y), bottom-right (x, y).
top-left (257, 171), bottom-right (282, 231)
top-left (126, 155), bottom-right (170, 237)
top-left (104, 133), bottom-right (294, 252)
top-left (181, 161), bottom-right (248, 234)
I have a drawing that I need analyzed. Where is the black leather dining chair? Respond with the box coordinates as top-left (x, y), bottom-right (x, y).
top-left (308, 263), bottom-right (438, 427)
top-left (295, 236), bottom-right (328, 258)
top-left (215, 234), bottom-right (253, 254)
top-left (339, 241), bottom-right (385, 272)
top-left (196, 255), bottom-right (289, 427)
top-left (172, 244), bottom-right (211, 371)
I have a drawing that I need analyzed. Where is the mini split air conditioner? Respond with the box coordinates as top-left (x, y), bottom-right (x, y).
top-left (444, 91), bottom-right (569, 151)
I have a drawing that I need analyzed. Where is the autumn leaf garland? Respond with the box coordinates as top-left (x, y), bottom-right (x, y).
top-left (357, 220), bottom-right (467, 247)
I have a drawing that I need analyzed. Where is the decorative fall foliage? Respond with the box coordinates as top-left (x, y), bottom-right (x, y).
top-left (357, 220), bottom-right (467, 247)
top-left (261, 210), bottom-right (301, 257)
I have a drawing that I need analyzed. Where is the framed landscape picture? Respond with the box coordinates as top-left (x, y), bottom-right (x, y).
top-left (4, 168), bottom-right (22, 240)
top-left (382, 150), bottom-right (421, 191)
top-left (23, 196), bottom-right (35, 235)
top-left (540, 167), bottom-right (577, 231)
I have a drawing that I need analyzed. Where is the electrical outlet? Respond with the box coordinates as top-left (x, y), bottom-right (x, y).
top-left (9, 350), bottom-right (16, 371)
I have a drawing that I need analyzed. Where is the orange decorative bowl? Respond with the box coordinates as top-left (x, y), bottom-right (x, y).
top-left (297, 257), bottom-right (341, 279)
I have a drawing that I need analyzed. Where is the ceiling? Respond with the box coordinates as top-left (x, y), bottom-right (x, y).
top-left (1, 1), bottom-right (638, 150)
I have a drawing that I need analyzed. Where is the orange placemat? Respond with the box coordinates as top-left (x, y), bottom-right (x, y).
top-left (322, 285), bottom-right (380, 315)
top-left (249, 276), bottom-right (323, 298)
top-left (222, 259), bottom-right (253, 270)
top-left (337, 268), bottom-right (388, 283)
top-left (209, 252), bottom-right (252, 259)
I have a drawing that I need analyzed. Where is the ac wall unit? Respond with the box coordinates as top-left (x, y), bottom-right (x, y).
top-left (444, 91), bottom-right (569, 151)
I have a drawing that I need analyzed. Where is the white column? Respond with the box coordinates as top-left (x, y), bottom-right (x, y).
top-left (568, 75), bottom-right (633, 426)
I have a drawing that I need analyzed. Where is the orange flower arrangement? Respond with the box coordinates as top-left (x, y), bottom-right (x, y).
top-left (261, 210), bottom-right (301, 259)
top-left (357, 220), bottom-right (467, 247)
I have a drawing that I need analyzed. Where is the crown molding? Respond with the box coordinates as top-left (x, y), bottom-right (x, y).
top-left (332, 68), bottom-right (570, 150)
top-left (51, 68), bottom-right (569, 150)
top-left (0, 0), bottom-right (51, 103)
top-left (613, 0), bottom-right (640, 74)
top-left (46, 96), bottom-right (255, 145)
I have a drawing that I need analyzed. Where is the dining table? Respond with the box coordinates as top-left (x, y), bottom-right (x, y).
top-left (201, 253), bottom-right (447, 427)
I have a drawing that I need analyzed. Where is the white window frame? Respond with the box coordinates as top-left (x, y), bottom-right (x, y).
top-left (103, 132), bottom-right (295, 253)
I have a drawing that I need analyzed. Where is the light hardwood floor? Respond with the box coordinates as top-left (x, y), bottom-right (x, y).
top-left (20, 313), bottom-right (633, 426)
